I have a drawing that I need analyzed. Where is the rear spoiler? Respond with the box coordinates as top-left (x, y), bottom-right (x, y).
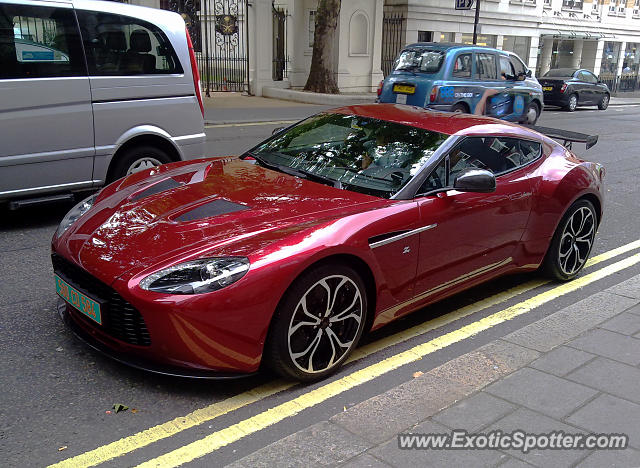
top-left (524, 125), bottom-right (599, 150)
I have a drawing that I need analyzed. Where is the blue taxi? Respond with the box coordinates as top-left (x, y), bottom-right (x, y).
top-left (377, 43), bottom-right (544, 125)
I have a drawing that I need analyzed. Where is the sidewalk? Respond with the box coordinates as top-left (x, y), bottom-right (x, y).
top-left (227, 275), bottom-right (640, 467)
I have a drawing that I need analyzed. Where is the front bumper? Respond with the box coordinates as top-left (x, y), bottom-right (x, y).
top-left (57, 298), bottom-right (256, 379)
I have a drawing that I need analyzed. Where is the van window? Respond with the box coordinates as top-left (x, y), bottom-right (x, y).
top-left (0, 3), bottom-right (85, 79)
top-left (476, 53), bottom-right (497, 80)
top-left (451, 53), bottom-right (472, 79)
top-left (76, 10), bottom-right (183, 76)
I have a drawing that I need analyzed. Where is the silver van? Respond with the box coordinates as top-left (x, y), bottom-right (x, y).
top-left (0, 0), bottom-right (205, 205)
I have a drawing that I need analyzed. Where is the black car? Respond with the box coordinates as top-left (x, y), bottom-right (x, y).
top-left (539, 68), bottom-right (610, 112)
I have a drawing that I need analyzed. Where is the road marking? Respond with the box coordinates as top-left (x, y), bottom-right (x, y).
top-left (49, 239), bottom-right (640, 468)
top-left (205, 120), bottom-right (297, 129)
top-left (135, 251), bottom-right (640, 467)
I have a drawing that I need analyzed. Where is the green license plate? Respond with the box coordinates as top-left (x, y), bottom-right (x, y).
top-left (393, 84), bottom-right (415, 94)
top-left (55, 274), bottom-right (102, 325)
top-left (542, 86), bottom-right (553, 91)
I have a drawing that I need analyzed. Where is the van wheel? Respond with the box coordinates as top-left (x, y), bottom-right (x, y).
top-left (110, 146), bottom-right (173, 182)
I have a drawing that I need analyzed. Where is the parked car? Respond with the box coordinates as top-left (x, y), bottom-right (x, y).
top-left (52, 104), bottom-right (604, 381)
top-left (377, 43), bottom-right (544, 125)
top-left (0, 0), bottom-right (205, 206)
top-left (539, 68), bottom-right (610, 112)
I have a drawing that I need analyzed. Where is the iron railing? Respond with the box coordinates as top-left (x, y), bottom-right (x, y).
top-left (382, 13), bottom-right (405, 77)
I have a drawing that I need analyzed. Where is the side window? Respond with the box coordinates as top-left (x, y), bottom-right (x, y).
top-left (76, 10), bottom-right (183, 76)
top-left (451, 53), bottom-right (472, 79)
top-left (0, 3), bottom-right (85, 79)
top-left (510, 55), bottom-right (526, 77)
top-left (476, 53), bottom-right (497, 80)
top-left (450, 137), bottom-right (534, 178)
top-left (516, 140), bottom-right (542, 166)
top-left (499, 56), bottom-right (515, 80)
top-left (583, 71), bottom-right (597, 83)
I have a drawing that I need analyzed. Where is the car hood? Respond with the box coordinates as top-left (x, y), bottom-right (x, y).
top-left (57, 157), bottom-right (386, 284)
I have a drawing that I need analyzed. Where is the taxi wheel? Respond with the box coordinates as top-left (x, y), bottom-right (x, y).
top-left (523, 102), bottom-right (540, 125)
top-left (451, 103), bottom-right (468, 114)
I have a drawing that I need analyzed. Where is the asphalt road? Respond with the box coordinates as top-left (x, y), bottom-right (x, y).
top-left (1, 104), bottom-right (640, 467)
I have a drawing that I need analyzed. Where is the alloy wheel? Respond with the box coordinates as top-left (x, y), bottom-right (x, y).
top-left (557, 206), bottom-right (595, 276)
top-left (287, 275), bottom-right (363, 374)
top-left (126, 157), bottom-right (164, 175)
top-left (568, 95), bottom-right (578, 112)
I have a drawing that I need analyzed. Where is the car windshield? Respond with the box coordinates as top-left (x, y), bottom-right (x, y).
top-left (543, 68), bottom-right (577, 77)
top-left (249, 113), bottom-right (448, 198)
top-left (394, 48), bottom-right (444, 73)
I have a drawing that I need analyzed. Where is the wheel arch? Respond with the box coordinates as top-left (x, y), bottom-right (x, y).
top-left (106, 133), bottom-right (182, 183)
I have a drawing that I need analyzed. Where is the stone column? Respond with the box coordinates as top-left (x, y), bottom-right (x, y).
top-left (616, 41), bottom-right (627, 77)
top-left (370, 0), bottom-right (384, 90)
top-left (571, 39), bottom-right (584, 68)
top-left (593, 40), bottom-right (605, 76)
top-left (248, 0), bottom-right (275, 96)
top-left (539, 36), bottom-right (553, 76)
top-left (529, 35), bottom-right (540, 73)
top-left (496, 35), bottom-right (504, 50)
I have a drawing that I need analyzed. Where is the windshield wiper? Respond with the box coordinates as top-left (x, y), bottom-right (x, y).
top-left (245, 152), bottom-right (341, 188)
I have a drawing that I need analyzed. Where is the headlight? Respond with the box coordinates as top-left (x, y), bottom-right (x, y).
top-left (139, 257), bottom-right (250, 295)
top-left (55, 193), bottom-right (97, 238)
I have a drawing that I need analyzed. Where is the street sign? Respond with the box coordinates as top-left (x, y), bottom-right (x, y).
top-left (455, 0), bottom-right (474, 10)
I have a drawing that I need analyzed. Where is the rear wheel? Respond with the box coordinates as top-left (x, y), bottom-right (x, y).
top-left (451, 102), bottom-right (468, 114)
top-left (109, 145), bottom-right (173, 183)
top-left (543, 199), bottom-right (597, 281)
top-left (565, 93), bottom-right (578, 112)
top-left (265, 263), bottom-right (368, 381)
top-left (598, 94), bottom-right (610, 110)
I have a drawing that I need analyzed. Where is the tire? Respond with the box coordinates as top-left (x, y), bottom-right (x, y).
top-left (450, 102), bottom-right (468, 114)
top-left (564, 93), bottom-right (578, 112)
top-left (265, 263), bottom-right (368, 381)
top-left (542, 199), bottom-right (598, 282)
top-left (109, 145), bottom-right (173, 182)
top-left (598, 94), bottom-right (610, 110)
top-left (522, 102), bottom-right (540, 125)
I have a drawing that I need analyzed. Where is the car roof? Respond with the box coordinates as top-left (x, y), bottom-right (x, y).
top-left (403, 42), bottom-right (498, 53)
top-left (329, 104), bottom-right (536, 138)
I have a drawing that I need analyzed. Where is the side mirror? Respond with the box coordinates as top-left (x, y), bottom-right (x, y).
top-left (453, 168), bottom-right (496, 193)
top-left (516, 72), bottom-right (526, 81)
top-left (272, 126), bottom-right (286, 135)
top-left (526, 69), bottom-right (532, 78)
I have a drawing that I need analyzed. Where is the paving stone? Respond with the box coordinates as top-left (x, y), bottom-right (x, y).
top-left (567, 328), bottom-right (640, 366)
top-left (567, 394), bottom-right (640, 450)
top-left (606, 275), bottom-right (640, 300)
top-left (566, 357), bottom-right (640, 405)
top-left (225, 422), bottom-right (370, 468)
top-left (484, 368), bottom-right (598, 419)
top-left (576, 446), bottom-right (640, 467)
top-left (628, 303), bottom-right (640, 316)
top-left (487, 407), bottom-right (586, 467)
top-left (503, 292), bottom-right (638, 352)
top-left (340, 454), bottom-right (391, 468)
top-left (330, 372), bottom-right (467, 445)
top-left (529, 346), bottom-right (596, 377)
top-left (369, 419), bottom-right (507, 468)
top-left (497, 457), bottom-right (537, 467)
top-left (599, 312), bottom-right (640, 336)
top-left (432, 392), bottom-right (517, 432)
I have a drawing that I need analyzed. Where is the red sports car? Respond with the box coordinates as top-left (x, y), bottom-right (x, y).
top-left (52, 104), bottom-right (604, 381)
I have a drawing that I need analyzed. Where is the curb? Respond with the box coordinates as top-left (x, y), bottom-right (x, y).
top-left (262, 87), bottom-right (377, 106)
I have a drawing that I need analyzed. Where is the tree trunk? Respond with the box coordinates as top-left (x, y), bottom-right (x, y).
top-left (303, 0), bottom-right (341, 94)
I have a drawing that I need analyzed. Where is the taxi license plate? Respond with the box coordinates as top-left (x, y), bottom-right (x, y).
top-left (55, 274), bottom-right (102, 325)
top-left (542, 86), bottom-right (553, 91)
top-left (393, 84), bottom-right (415, 94)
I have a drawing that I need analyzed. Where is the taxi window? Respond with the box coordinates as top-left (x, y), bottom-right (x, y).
top-left (499, 56), bottom-right (515, 80)
top-left (476, 53), bottom-right (497, 80)
top-left (452, 53), bottom-right (472, 79)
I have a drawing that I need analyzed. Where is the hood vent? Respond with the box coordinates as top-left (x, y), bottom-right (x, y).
top-left (176, 199), bottom-right (249, 222)
top-left (131, 178), bottom-right (183, 202)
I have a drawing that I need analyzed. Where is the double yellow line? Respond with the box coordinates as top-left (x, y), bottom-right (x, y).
top-left (50, 239), bottom-right (640, 468)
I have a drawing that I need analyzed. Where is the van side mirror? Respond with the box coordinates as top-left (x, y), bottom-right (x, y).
top-left (526, 69), bottom-right (532, 78)
top-left (453, 168), bottom-right (496, 193)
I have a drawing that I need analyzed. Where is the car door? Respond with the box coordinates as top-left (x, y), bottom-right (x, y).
top-left (475, 51), bottom-right (509, 117)
top-left (576, 71), bottom-right (593, 104)
top-left (412, 136), bottom-right (536, 299)
top-left (582, 70), bottom-right (602, 103)
top-left (0, 0), bottom-right (94, 199)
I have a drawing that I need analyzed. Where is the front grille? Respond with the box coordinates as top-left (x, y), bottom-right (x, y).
top-left (52, 254), bottom-right (152, 346)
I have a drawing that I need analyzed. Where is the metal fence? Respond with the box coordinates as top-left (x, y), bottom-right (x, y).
top-left (272, 6), bottom-right (288, 81)
top-left (381, 13), bottom-right (405, 77)
top-left (600, 74), bottom-right (640, 93)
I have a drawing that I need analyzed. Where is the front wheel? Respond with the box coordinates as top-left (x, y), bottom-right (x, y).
top-left (543, 199), bottom-right (597, 281)
top-left (598, 94), bottom-right (610, 110)
top-left (265, 263), bottom-right (368, 381)
top-left (523, 102), bottom-right (540, 125)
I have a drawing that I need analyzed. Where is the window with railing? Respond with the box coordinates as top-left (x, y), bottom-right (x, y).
top-left (562, 0), bottom-right (584, 10)
top-left (633, 0), bottom-right (639, 16)
top-left (544, 0), bottom-right (552, 7)
top-left (592, 0), bottom-right (599, 11)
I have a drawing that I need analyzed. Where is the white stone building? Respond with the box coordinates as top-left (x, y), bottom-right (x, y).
top-left (129, 0), bottom-right (640, 94)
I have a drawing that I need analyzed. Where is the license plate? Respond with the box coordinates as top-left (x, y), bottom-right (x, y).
top-left (393, 84), bottom-right (415, 94)
top-left (55, 274), bottom-right (102, 325)
top-left (396, 93), bottom-right (407, 104)
top-left (543, 86), bottom-right (553, 91)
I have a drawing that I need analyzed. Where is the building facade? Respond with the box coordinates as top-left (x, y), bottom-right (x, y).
top-left (128, 0), bottom-right (640, 94)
